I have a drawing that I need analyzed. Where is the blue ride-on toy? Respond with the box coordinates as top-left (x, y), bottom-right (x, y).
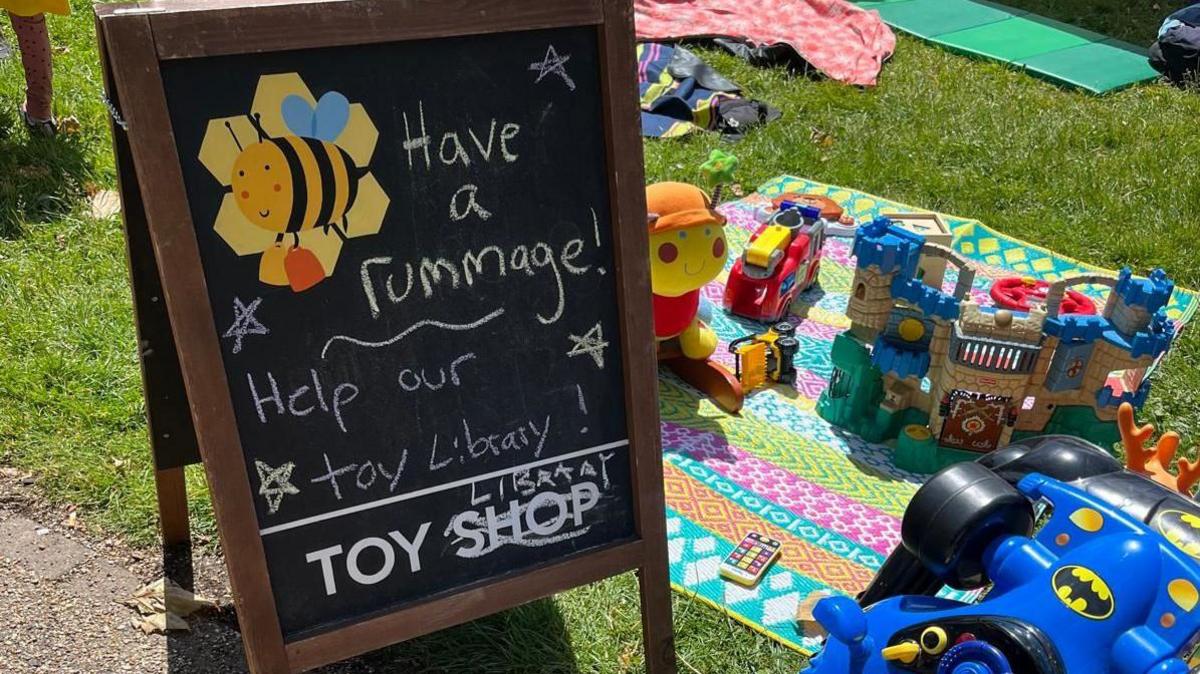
top-left (803, 435), bottom-right (1200, 674)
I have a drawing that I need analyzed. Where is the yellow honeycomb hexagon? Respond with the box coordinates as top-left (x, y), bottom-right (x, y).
top-left (214, 194), bottom-right (278, 255)
top-left (345, 173), bottom-right (389, 238)
top-left (340, 104), bottom-right (379, 167)
top-left (251, 73), bottom-right (314, 139)
top-left (302, 226), bottom-right (344, 278)
top-left (199, 116), bottom-right (258, 187)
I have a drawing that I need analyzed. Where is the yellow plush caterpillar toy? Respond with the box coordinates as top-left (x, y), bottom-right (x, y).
top-left (647, 181), bottom-right (728, 359)
top-left (648, 150), bottom-right (744, 413)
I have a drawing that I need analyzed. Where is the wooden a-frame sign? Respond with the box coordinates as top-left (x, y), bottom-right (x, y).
top-left (95, 1), bottom-right (674, 672)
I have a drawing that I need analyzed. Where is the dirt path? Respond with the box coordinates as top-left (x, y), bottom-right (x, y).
top-left (0, 472), bottom-right (373, 673)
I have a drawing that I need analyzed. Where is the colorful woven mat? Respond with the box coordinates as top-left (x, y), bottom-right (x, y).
top-left (662, 175), bottom-right (1199, 653)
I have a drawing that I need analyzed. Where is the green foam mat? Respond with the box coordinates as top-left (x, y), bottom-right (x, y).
top-left (854, 0), bottom-right (1159, 93)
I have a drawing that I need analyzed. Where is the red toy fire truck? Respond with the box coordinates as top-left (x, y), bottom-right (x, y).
top-left (723, 200), bottom-right (829, 323)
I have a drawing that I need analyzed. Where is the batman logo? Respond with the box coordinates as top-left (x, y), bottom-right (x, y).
top-left (1157, 510), bottom-right (1200, 560)
top-left (1052, 565), bottom-right (1114, 620)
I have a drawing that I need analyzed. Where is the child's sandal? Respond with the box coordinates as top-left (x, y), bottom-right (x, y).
top-left (19, 105), bottom-right (57, 138)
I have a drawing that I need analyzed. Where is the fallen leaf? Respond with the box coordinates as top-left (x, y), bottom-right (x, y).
top-left (58, 116), bottom-right (82, 135)
top-left (53, 44), bottom-right (70, 55)
top-left (64, 511), bottom-right (79, 529)
top-left (89, 189), bottom-right (122, 220)
top-left (729, 183), bottom-right (745, 197)
top-left (112, 457), bottom-right (126, 469)
top-left (810, 127), bottom-right (835, 149)
top-left (135, 612), bottom-right (189, 635)
top-left (55, 233), bottom-right (68, 250)
top-left (125, 577), bottom-right (217, 635)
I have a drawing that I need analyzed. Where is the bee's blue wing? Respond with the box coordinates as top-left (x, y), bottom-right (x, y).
top-left (313, 92), bottom-right (351, 142)
top-left (281, 94), bottom-right (316, 138)
top-left (280, 91), bottom-right (350, 141)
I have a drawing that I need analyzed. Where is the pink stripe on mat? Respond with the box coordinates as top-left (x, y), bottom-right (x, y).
top-left (794, 319), bottom-right (842, 342)
top-left (822, 239), bottom-right (856, 267)
top-left (700, 281), bottom-right (726, 306)
top-left (662, 422), bottom-right (900, 554)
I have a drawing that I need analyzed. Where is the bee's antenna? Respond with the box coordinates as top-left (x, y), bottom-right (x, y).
top-left (247, 112), bottom-right (267, 142)
top-left (224, 121), bottom-right (244, 151)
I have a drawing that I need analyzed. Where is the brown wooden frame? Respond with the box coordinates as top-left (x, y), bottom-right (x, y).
top-left (94, 1), bottom-right (672, 672)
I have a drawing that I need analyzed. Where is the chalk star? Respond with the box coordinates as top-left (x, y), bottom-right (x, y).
top-left (223, 296), bottom-right (269, 354)
top-left (566, 322), bottom-right (609, 369)
top-left (529, 44), bottom-right (576, 91)
top-left (255, 460), bottom-right (300, 514)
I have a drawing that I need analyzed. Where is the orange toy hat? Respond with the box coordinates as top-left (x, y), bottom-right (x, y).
top-left (646, 182), bottom-right (726, 234)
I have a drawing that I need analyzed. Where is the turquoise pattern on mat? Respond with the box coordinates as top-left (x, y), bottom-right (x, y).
top-left (667, 507), bottom-right (825, 653)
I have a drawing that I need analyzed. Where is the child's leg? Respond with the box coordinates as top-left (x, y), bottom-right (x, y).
top-left (8, 12), bottom-right (53, 121)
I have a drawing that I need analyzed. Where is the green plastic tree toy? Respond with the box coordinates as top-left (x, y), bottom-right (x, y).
top-left (700, 149), bottom-right (738, 204)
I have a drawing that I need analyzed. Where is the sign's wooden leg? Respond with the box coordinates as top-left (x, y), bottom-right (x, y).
top-left (155, 466), bottom-right (190, 546)
top-left (638, 560), bottom-right (677, 674)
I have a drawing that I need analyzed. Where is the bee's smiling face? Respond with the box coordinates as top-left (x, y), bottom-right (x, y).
top-left (649, 224), bottom-right (727, 297)
top-left (231, 142), bottom-right (292, 233)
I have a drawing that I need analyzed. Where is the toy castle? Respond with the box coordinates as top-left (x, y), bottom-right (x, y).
top-left (817, 217), bottom-right (1178, 473)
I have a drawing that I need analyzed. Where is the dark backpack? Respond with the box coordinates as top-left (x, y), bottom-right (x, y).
top-left (1150, 4), bottom-right (1200, 83)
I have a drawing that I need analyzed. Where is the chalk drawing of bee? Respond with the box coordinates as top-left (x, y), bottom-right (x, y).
top-left (199, 73), bottom-right (389, 292)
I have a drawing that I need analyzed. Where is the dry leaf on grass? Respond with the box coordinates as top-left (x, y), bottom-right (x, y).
top-left (124, 578), bottom-right (217, 635)
top-left (89, 189), bottom-right (122, 219)
top-left (810, 127), bottom-right (835, 149)
top-left (58, 116), bottom-right (82, 135)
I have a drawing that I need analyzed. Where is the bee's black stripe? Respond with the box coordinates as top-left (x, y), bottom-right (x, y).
top-left (271, 138), bottom-right (307, 233)
top-left (340, 147), bottom-right (359, 217)
top-left (308, 138), bottom-right (337, 230)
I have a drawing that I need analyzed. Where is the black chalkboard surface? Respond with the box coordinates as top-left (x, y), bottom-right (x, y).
top-left (161, 25), bottom-right (634, 640)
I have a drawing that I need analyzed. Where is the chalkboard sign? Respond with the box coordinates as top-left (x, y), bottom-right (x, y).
top-left (96, 2), bottom-right (672, 673)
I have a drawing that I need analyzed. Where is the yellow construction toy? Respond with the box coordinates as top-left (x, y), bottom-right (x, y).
top-left (728, 322), bottom-right (800, 391)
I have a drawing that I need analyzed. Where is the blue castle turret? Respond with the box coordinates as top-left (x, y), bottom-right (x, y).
top-left (1109, 267), bottom-right (1174, 335)
top-left (852, 216), bottom-right (924, 279)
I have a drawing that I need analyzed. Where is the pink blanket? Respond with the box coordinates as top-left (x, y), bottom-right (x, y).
top-left (634, 0), bottom-right (895, 86)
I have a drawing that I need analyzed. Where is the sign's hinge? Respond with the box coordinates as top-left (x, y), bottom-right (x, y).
top-left (103, 94), bottom-right (129, 131)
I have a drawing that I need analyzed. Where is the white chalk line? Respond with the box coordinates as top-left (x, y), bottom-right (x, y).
top-left (258, 438), bottom-right (630, 536)
top-left (321, 307), bottom-right (504, 359)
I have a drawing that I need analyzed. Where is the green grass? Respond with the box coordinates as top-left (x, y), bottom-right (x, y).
top-left (2, 1), bottom-right (1199, 671)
